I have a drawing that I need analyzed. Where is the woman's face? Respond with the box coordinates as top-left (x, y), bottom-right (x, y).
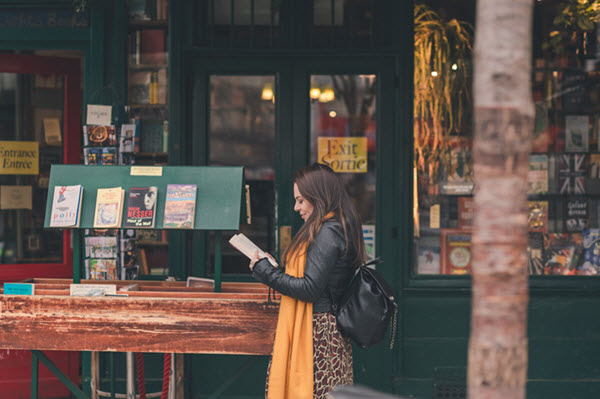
top-left (144, 188), bottom-right (157, 210)
top-left (293, 183), bottom-right (314, 222)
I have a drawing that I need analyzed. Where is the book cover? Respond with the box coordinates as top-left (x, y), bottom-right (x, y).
top-left (528, 154), bottom-right (548, 194)
top-left (439, 146), bottom-right (474, 195)
top-left (562, 71), bottom-right (587, 113)
top-left (85, 236), bottom-right (118, 258)
top-left (141, 120), bottom-right (165, 153)
top-left (565, 115), bottom-right (589, 152)
top-left (93, 187), bottom-right (125, 228)
top-left (587, 153), bottom-right (600, 194)
top-left (84, 147), bottom-right (101, 165)
top-left (42, 117), bottom-right (62, 146)
top-left (580, 229), bottom-right (600, 275)
top-left (547, 154), bottom-right (559, 194)
top-left (70, 283), bottom-right (117, 296)
top-left (527, 232), bottom-right (544, 275)
top-left (542, 233), bottom-right (583, 275)
top-left (528, 201), bottom-right (549, 233)
top-left (440, 229), bottom-right (472, 275)
top-left (83, 125), bottom-right (117, 147)
top-left (565, 198), bottom-right (588, 233)
top-left (416, 244), bottom-right (441, 274)
top-left (457, 196), bottom-right (473, 229)
top-left (50, 185), bottom-right (83, 227)
top-left (86, 258), bottom-right (118, 280)
top-left (120, 124), bottom-right (136, 153)
top-left (101, 148), bottom-right (117, 165)
top-left (559, 153), bottom-right (586, 194)
top-left (125, 186), bottom-right (158, 228)
top-left (162, 184), bottom-right (197, 229)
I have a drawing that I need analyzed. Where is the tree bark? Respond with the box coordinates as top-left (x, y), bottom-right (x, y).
top-left (468, 1), bottom-right (534, 399)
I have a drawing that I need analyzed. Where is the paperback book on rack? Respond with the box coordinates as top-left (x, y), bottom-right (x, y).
top-left (93, 187), bottom-right (125, 228)
top-left (50, 185), bottom-right (83, 227)
top-left (162, 184), bottom-right (197, 229)
top-left (125, 186), bottom-right (157, 228)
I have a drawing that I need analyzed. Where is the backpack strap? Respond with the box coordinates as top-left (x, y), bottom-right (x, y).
top-left (363, 257), bottom-right (383, 268)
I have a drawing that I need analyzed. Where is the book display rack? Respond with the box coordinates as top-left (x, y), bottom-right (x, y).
top-left (0, 164), bottom-right (277, 398)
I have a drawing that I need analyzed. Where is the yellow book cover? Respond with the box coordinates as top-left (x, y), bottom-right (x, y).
top-left (94, 187), bottom-right (124, 228)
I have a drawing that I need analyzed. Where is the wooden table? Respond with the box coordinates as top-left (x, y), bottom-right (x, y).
top-left (0, 279), bottom-right (279, 355)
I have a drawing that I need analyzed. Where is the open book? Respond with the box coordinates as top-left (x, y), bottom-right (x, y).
top-left (229, 233), bottom-right (278, 267)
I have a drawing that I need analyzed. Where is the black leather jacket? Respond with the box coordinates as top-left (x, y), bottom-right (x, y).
top-left (252, 220), bottom-right (356, 313)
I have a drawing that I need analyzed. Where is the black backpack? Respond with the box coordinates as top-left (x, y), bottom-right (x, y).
top-left (331, 258), bottom-right (397, 349)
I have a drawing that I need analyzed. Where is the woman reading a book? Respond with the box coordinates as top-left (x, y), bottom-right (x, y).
top-left (250, 163), bottom-right (366, 399)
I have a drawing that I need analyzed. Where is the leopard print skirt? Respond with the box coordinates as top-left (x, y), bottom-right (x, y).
top-left (265, 312), bottom-right (353, 399)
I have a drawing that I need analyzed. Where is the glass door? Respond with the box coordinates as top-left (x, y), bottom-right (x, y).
top-left (309, 74), bottom-right (377, 259)
top-left (0, 54), bottom-right (81, 282)
top-left (190, 57), bottom-right (286, 276)
top-left (208, 74), bottom-right (277, 273)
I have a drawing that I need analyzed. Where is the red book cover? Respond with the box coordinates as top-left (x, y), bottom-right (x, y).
top-left (440, 229), bottom-right (472, 275)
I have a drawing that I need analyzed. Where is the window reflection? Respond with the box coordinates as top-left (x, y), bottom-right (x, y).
top-left (0, 72), bottom-right (64, 264)
top-left (209, 75), bottom-right (276, 273)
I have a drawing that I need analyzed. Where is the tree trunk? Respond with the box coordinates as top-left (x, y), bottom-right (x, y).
top-left (468, 1), bottom-right (534, 399)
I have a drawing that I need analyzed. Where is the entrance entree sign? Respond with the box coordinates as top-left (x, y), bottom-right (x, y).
top-left (0, 141), bottom-right (39, 175)
top-left (317, 137), bottom-right (367, 173)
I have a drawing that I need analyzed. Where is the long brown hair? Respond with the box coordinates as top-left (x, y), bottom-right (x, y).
top-left (283, 163), bottom-right (366, 267)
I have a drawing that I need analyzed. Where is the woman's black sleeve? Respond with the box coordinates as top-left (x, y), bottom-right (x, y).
top-left (251, 224), bottom-right (343, 302)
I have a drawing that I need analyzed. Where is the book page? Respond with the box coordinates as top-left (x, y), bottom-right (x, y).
top-left (229, 233), bottom-right (278, 266)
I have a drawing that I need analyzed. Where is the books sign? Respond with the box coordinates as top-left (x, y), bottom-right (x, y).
top-left (317, 137), bottom-right (367, 173)
top-left (0, 141), bottom-right (39, 175)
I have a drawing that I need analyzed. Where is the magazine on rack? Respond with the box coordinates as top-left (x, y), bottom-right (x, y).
top-left (229, 233), bottom-right (278, 267)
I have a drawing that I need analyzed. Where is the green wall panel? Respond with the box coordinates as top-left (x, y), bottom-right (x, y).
top-left (527, 381), bottom-right (600, 399)
top-left (402, 338), bottom-right (468, 378)
top-left (403, 295), bottom-right (471, 338)
top-left (529, 296), bottom-right (600, 337)
top-left (529, 338), bottom-right (600, 379)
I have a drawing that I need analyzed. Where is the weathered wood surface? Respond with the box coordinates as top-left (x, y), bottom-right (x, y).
top-left (0, 294), bottom-right (279, 355)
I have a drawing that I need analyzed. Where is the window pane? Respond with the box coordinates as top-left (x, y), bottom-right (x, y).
top-left (209, 75), bottom-right (276, 274)
top-left (310, 74), bottom-right (376, 260)
top-left (0, 72), bottom-right (64, 264)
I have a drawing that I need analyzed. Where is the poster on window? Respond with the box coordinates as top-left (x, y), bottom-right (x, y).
top-left (362, 224), bottom-right (375, 260)
top-left (317, 137), bottom-right (367, 173)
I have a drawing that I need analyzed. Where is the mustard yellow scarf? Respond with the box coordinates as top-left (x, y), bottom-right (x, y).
top-left (268, 243), bottom-right (313, 399)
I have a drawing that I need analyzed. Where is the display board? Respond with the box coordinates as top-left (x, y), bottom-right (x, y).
top-left (44, 165), bottom-right (245, 230)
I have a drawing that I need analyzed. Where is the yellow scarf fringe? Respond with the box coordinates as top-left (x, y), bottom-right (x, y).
top-left (268, 243), bottom-right (313, 399)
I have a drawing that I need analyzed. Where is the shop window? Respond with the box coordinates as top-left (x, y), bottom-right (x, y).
top-left (0, 72), bottom-right (64, 264)
top-left (310, 74), bottom-right (377, 260)
top-left (414, 0), bottom-right (600, 277)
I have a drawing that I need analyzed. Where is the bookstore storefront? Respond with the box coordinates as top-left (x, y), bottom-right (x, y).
top-left (1, 1), bottom-right (600, 399)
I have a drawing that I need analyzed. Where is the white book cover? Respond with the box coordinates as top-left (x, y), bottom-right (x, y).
top-left (229, 233), bottom-right (278, 267)
top-left (565, 115), bottom-right (589, 152)
top-left (50, 185), bottom-right (83, 227)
